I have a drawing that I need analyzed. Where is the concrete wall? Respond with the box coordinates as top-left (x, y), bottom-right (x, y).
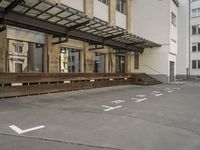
top-left (177, 0), bottom-right (189, 77)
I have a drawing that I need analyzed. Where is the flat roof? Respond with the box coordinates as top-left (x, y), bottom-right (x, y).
top-left (0, 0), bottom-right (161, 52)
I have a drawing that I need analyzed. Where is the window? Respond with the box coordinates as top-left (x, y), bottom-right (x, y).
top-left (98, 0), bottom-right (108, 4)
top-left (192, 25), bottom-right (200, 35)
top-left (198, 43), bottom-right (200, 51)
top-left (71, 66), bottom-right (75, 72)
top-left (134, 54), bottom-right (139, 70)
top-left (198, 60), bottom-right (200, 69)
top-left (71, 56), bottom-right (75, 62)
top-left (192, 43), bottom-right (197, 52)
top-left (116, 0), bottom-right (126, 14)
top-left (192, 8), bottom-right (200, 17)
top-left (192, 0), bottom-right (200, 2)
top-left (192, 25), bottom-right (197, 35)
top-left (192, 60), bottom-right (197, 69)
top-left (13, 43), bottom-right (23, 54)
top-left (171, 12), bottom-right (176, 26)
top-left (192, 43), bottom-right (200, 52)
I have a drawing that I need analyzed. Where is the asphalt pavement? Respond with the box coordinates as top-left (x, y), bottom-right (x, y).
top-left (0, 80), bottom-right (200, 150)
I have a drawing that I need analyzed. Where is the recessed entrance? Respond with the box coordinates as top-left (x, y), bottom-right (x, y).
top-left (93, 52), bottom-right (106, 73)
top-left (116, 55), bottom-right (125, 73)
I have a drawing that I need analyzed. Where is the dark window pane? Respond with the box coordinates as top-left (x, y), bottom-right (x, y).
top-left (192, 43), bottom-right (197, 52)
top-left (134, 55), bottom-right (139, 70)
top-left (198, 60), bottom-right (200, 69)
top-left (198, 43), bottom-right (200, 51)
top-left (192, 25), bottom-right (197, 35)
top-left (192, 60), bottom-right (197, 69)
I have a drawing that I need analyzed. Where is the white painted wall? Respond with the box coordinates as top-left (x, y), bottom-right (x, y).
top-left (116, 11), bottom-right (126, 29)
top-left (133, 0), bottom-right (170, 44)
top-left (60, 0), bottom-right (84, 12)
top-left (132, 0), bottom-right (178, 82)
top-left (177, 0), bottom-right (189, 76)
top-left (170, 0), bottom-right (178, 55)
top-left (7, 26), bottom-right (46, 44)
top-left (94, 0), bottom-right (108, 21)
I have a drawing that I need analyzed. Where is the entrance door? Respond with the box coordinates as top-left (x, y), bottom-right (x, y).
top-left (116, 55), bottom-right (125, 73)
top-left (170, 61), bottom-right (175, 82)
top-left (15, 63), bottom-right (23, 72)
top-left (93, 52), bottom-right (105, 73)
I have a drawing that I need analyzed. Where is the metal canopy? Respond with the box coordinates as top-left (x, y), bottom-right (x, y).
top-left (0, 0), bottom-right (161, 52)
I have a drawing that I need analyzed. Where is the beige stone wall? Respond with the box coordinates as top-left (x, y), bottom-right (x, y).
top-left (126, 0), bottom-right (133, 33)
top-left (0, 30), bottom-right (7, 72)
top-left (47, 35), bottom-right (60, 73)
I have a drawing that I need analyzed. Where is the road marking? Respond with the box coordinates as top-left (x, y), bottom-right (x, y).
top-left (102, 105), bottom-right (122, 112)
top-left (90, 80), bottom-right (95, 82)
top-left (155, 93), bottom-right (163, 97)
top-left (168, 90), bottom-right (174, 93)
top-left (112, 100), bottom-right (125, 104)
top-left (152, 91), bottom-right (161, 93)
top-left (9, 125), bottom-right (45, 134)
top-left (136, 95), bottom-right (146, 98)
top-left (131, 97), bottom-right (147, 102)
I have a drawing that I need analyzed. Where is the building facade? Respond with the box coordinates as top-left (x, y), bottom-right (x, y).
top-left (133, 0), bottom-right (179, 83)
top-left (0, 0), bottom-right (179, 83)
top-left (177, 0), bottom-right (200, 79)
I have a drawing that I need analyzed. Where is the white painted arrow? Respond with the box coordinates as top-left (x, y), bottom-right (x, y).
top-left (9, 125), bottom-right (45, 134)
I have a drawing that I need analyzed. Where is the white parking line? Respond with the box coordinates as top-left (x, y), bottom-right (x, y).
top-left (131, 97), bottom-right (148, 103)
top-left (152, 91), bottom-right (161, 93)
top-left (155, 93), bottom-right (163, 97)
top-left (112, 100), bottom-right (125, 104)
top-left (102, 105), bottom-right (122, 112)
top-left (168, 90), bottom-right (174, 93)
top-left (9, 125), bottom-right (45, 134)
top-left (136, 95), bottom-right (146, 98)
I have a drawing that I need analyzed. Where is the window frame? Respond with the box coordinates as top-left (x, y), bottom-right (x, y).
top-left (116, 0), bottom-right (126, 14)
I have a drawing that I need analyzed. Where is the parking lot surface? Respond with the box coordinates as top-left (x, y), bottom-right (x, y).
top-left (0, 81), bottom-right (200, 150)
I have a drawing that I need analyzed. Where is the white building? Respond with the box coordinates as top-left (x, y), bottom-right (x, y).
top-left (177, 0), bottom-right (190, 79)
top-left (133, 0), bottom-right (179, 83)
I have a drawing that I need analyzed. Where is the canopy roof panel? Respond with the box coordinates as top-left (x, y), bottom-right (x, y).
top-left (0, 0), bottom-right (161, 51)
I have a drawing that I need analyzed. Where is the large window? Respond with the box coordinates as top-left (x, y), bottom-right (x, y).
top-left (60, 47), bottom-right (80, 73)
top-left (7, 40), bottom-right (44, 73)
top-left (116, 0), bottom-right (126, 14)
